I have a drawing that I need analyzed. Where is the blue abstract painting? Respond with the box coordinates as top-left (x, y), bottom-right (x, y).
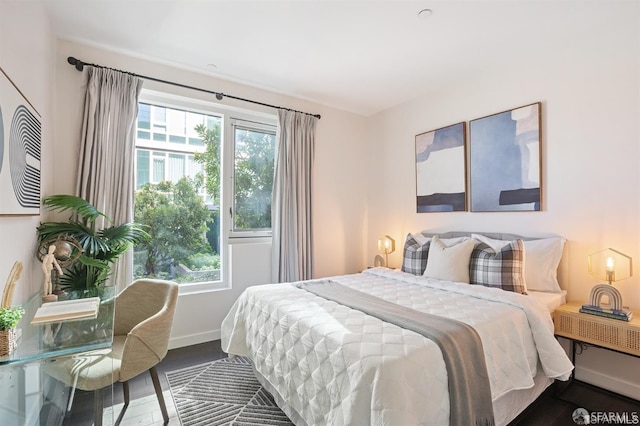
top-left (415, 122), bottom-right (466, 212)
top-left (469, 103), bottom-right (541, 212)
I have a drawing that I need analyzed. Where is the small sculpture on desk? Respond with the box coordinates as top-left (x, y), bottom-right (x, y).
top-left (42, 245), bottom-right (63, 302)
top-left (36, 235), bottom-right (83, 298)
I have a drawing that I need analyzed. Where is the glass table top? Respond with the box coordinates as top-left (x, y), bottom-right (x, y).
top-left (0, 287), bottom-right (115, 366)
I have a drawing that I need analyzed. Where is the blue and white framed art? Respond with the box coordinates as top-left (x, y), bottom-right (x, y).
top-left (415, 122), bottom-right (466, 212)
top-left (469, 102), bottom-right (541, 212)
top-left (0, 67), bottom-right (41, 215)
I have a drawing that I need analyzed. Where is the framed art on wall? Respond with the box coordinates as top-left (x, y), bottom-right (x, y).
top-left (469, 102), bottom-right (541, 212)
top-left (0, 67), bottom-right (41, 215)
top-left (415, 122), bottom-right (466, 212)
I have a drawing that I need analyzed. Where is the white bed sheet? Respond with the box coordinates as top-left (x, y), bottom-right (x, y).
top-left (528, 290), bottom-right (567, 313)
top-left (493, 372), bottom-right (553, 425)
top-left (222, 268), bottom-right (573, 426)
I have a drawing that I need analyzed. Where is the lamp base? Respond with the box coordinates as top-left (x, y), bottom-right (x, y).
top-left (581, 283), bottom-right (632, 321)
top-left (588, 283), bottom-right (623, 311)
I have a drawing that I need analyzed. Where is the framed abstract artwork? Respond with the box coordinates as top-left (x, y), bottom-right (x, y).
top-left (415, 122), bottom-right (466, 212)
top-left (0, 67), bottom-right (41, 215)
top-left (469, 102), bottom-right (541, 212)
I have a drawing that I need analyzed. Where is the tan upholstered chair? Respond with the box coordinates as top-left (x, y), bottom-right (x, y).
top-left (46, 279), bottom-right (179, 426)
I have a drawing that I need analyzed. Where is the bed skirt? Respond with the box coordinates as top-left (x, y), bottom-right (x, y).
top-left (252, 363), bottom-right (553, 426)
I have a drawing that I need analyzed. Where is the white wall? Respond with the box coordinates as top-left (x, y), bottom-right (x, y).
top-left (365, 3), bottom-right (640, 398)
top-left (53, 40), bottom-right (368, 346)
top-left (0, 4), bottom-right (54, 420)
top-left (0, 2), bottom-right (54, 306)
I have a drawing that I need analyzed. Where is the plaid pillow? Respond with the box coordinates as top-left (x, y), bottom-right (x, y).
top-left (469, 239), bottom-right (526, 294)
top-left (401, 233), bottom-right (431, 275)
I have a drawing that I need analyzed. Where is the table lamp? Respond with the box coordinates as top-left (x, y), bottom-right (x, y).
top-left (377, 235), bottom-right (395, 268)
top-left (584, 248), bottom-right (633, 317)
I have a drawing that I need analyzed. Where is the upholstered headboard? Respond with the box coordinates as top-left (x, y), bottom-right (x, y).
top-left (421, 231), bottom-right (569, 290)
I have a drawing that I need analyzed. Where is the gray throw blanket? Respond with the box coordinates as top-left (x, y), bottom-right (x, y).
top-left (296, 280), bottom-right (495, 426)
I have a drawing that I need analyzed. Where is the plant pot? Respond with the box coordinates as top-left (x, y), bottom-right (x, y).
top-left (0, 328), bottom-right (17, 356)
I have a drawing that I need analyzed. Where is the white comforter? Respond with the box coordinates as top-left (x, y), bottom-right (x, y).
top-left (221, 268), bottom-right (573, 426)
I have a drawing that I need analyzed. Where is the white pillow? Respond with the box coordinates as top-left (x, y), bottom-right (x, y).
top-left (472, 234), bottom-right (512, 252)
top-left (409, 233), bottom-right (431, 246)
top-left (410, 234), bottom-right (468, 246)
top-left (522, 238), bottom-right (565, 292)
top-left (423, 236), bottom-right (476, 283)
top-left (471, 234), bottom-right (565, 293)
top-left (401, 234), bottom-right (471, 275)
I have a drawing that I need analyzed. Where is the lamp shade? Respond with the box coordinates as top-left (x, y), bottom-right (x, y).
top-left (588, 248), bottom-right (632, 284)
top-left (377, 235), bottom-right (395, 255)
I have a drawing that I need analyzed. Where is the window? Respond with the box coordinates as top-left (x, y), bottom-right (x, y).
top-left (136, 150), bottom-right (150, 189)
top-left (152, 151), bottom-right (166, 182)
top-left (138, 104), bottom-right (150, 129)
top-left (230, 120), bottom-right (276, 236)
top-left (133, 93), bottom-right (276, 293)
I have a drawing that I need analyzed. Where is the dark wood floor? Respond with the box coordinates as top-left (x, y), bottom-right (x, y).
top-left (61, 340), bottom-right (639, 426)
top-left (512, 379), bottom-right (639, 426)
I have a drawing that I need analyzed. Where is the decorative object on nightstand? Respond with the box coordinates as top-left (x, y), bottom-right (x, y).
top-left (377, 235), bottom-right (396, 267)
top-left (582, 248), bottom-right (633, 321)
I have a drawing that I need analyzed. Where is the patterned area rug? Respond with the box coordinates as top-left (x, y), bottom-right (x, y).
top-left (166, 356), bottom-right (294, 426)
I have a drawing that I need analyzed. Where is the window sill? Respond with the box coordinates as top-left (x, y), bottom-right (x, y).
top-left (177, 280), bottom-right (231, 296)
top-left (228, 236), bottom-right (272, 244)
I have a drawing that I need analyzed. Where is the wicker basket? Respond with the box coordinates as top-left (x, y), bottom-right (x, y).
top-left (0, 328), bottom-right (17, 356)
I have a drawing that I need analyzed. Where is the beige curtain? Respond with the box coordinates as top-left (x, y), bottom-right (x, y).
top-left (272, 110), bottom-right (318, 282)
top-left (76, 67), bottom-right (143, 291)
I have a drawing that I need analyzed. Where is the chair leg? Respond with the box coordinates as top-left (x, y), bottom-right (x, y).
top-left (122, 381), bottom-right (130, 408)
top-left (94, 388), bottom-right (103, 426)
top-left (149, 366), bottom-right (169, 423)
top-left (114, 381), bottom-right (130, 426)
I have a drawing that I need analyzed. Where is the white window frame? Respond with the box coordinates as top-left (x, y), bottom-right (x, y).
top-left (227, 117), bottom-right (277, 239)
top-left (137, 90), bottom-right (277, 294)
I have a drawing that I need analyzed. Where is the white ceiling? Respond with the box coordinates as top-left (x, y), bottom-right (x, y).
top-left (41, 0), bottom-right (608, 116)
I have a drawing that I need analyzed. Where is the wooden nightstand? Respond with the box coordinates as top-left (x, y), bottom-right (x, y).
top-left (554, 302), bottom-right (640, 357)
top-left (553, 302), bottom-right (640, 404)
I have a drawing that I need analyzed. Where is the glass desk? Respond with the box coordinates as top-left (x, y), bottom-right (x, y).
top-left (0, 288), bottom-right (115, 425)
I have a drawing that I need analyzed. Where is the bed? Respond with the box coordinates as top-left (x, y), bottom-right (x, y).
top-left (221, 232), bottom-right (574, 426)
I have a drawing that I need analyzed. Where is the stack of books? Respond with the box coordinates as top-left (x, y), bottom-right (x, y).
top-left (579, 304), bottom-right (633, 321)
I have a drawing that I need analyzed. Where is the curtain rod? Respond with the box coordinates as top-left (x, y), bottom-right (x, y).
top-left (67, 56), bottom-right (321, 119)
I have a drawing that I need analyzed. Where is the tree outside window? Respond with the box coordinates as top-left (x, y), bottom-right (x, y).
top-left (233, 126), bottom-right (275, 230)
top-left (133, 178), bottom-right (219, 283)
top-left (193, 121), bottom-right (275, 232)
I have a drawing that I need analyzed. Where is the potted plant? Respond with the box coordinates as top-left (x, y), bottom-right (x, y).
top-left (36, 195), bottom-right (149, 290)
top-left (0, 306), bottom-right (25, 356)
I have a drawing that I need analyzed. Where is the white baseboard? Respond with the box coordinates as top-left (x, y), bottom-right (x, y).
top-left (168, 329), bottom-right (221, 350)
top-left (575, 365), bottom-right (640, 400)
